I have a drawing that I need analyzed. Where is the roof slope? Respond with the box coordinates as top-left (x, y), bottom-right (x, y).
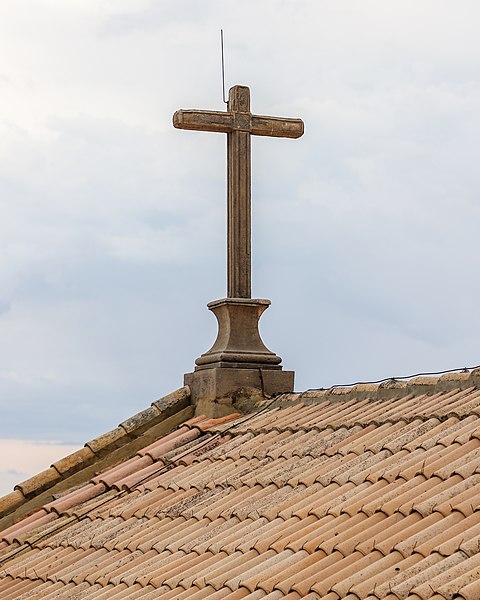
top-left (2, 371), bottom-right (480, 599)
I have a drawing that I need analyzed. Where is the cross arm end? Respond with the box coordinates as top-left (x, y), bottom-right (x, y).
top-left (173, 109), bottom-right (233, 133)
top-left (251, 116), bottom-right (304, 139)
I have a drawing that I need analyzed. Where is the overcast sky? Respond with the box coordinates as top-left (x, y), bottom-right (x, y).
top-left (1, 0), bottom-right (480, 454)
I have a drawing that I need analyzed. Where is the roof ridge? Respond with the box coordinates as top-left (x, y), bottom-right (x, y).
top-left (0, 386), bottom-right (192, 529)
top-left (263, 369), bottom-right (480, 407)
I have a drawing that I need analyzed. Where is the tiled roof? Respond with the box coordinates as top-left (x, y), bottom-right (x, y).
top-left (2, 370), bottom-right (480, 599)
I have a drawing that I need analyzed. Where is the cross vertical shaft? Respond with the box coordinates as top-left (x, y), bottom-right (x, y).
top-left (173, 84), bottom-right (303, 299)
top-left (227, 86), bottom-right (251, 298)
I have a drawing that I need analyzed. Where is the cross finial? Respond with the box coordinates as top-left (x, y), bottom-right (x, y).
top-left (173, 85), bottom-right (303, 298)
top-left (175, 85), bottom-right (303, 413)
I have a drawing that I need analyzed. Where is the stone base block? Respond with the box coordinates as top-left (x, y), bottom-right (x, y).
top-left (185, 368), bottom-right (294, 418)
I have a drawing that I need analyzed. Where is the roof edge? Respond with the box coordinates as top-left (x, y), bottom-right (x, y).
top-left (0, 386), bottom-right (192, 523)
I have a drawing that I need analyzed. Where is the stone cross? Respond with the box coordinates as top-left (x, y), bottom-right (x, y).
top-left (173, 85), bottom-right (304, 298)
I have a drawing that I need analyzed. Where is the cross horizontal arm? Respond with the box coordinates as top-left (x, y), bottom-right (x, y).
top-left (174, 109), bottom-right (304, 138)
top-left (251, 115), bottom-right (304, 138)
top-left (173, 110), bottom-right (233, 134)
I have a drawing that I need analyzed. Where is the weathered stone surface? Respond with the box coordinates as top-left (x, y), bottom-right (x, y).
top-left (440, 368), bottom-right (480, 391)
top-left (173, 108), bottom-right (303, 137)
top-left (85, 427), bottom-right (128, 456)
top-left (195, 298), bottom-right (281, 369)
top-left (14, 468), bottom-right (60, 497)
top-left (151, 385), bottom-right (191, 414)
top-left (52, 446), bottom-right (96, 477)
top-left (185, 367), bottom-right (294, 418)
top-left (186, 299), bottom-right (294, 413)
top-left (174, 85), bottom-right (302, 410)
top-left (119, 405), bottom-right (163, 435)
top-left (174, 84), bottom-right (303, 299)
top-left (0, 490), bottom-right (25, 519)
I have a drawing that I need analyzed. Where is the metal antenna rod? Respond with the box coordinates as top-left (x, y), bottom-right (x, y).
top-left (221, 29), bottom-right (227, 104)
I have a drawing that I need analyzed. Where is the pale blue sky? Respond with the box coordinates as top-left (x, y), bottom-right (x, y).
top-left (1, 0), bottom-right (480, 447)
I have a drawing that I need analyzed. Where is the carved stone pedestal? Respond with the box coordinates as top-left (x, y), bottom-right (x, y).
top-left (185, 298), bottom-right (294, 417)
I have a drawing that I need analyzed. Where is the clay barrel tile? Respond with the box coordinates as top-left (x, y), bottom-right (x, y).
top-left (0, 490), bottom-right (25, 518)
top-left (391, 552), bottom-right (465, 599)
top-left (85, 427), bottom-right (128, 456)
top-left (150, 385), bottom-right (191, 414)
top-left (456, 577), bottom-right (480, 600)
top-left (119, 405), bottom-right (163, 436)
top-left (14, 467), bottom-right (61, 497)
top-left (51, 446), bottom-right (95, 478)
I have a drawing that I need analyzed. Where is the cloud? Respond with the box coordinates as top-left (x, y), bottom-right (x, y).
top-left (0, 439), bottom-right (80, 495)
top-left (0, 0), bottom-right (479, 446)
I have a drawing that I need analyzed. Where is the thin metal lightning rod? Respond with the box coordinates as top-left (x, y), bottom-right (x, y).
top-left (221, 29), bottom-right (227, 104)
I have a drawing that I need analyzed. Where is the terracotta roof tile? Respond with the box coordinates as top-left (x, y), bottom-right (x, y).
top-left (444, 388), bottom-right (480, 417)
top-left (391, 552), bottom-right (465, 598)
top-left (414, 474), bottom-right (479, 517)
top-left (119, 549), bottom-right (179, 586)
top-left (198, 550), bottom-right (266, 590)
top-left (272, 515), bottom-right (325, 553)
top-left (412, 551), bottom-right (480, 599)
top-left (301, 514), bottom-right (366, 555)
top-left (0, 490), bottom-right (26, 520)
top-left (457, 578), bottom-right (480, 600)
top-left (437, 450), bottom-right (480, 482)
top-left (309, 551), bottom-right (374, 596)
top-left (227, 549), bottom-right (298, 592)
top-left (2, 580), bottom-right (44, 599)
top-left (333, 549), bottom-right (405, 598)
top-left (209, 517), bottom-right (259, 554)
top-left (14, 467), bottom-right (61, 497)
top-left (1, 510), bottom-right (58, 545)
top-left (91, 583), bottom-right (130, 599)
top-left (282, 550), bottom-right (343, 596)
top-left (403, 416), bottom-right (461, 451)
top-left (2, 378), bottom-right (480, 598)
top-left (234, 405), bottom-right (301, 433)
top-left (280, 482), bottom-right (344, 519)
top-left (334, 480), bottom-right (385, 516)
top-left (156, 585), bottom-right (194, 600)
top-left (376, 475), bottom-right (432, 516)
top-left (448, 489), bottom-right (480, 518)
top-left (369, 418), bottom-right (436, 454)
top-left (246, 516), bottom-right (302, 554)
